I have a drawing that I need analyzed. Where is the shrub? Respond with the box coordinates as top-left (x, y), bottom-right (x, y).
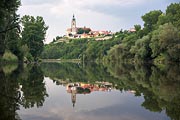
top-left (2, 50), bottom-right (18, 62)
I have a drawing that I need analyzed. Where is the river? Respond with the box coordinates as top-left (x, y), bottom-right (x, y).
top-left (0, 62), bottom-right (179, 120)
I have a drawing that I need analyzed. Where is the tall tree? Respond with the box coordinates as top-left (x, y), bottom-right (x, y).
top-left (158, 3), bottom-right (180, 29)
top-left (150, 23), bottom-right (180, 61)
top-left (0, 0), bottom-right (21, 58)
top-left (142, 10), bottom-right (162, 34)
top-left (21, 15), bottom-right (48, 61)
top-left (166, 3), bottom-right (180, 30)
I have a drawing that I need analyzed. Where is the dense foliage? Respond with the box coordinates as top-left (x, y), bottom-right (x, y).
top-left (41, 38), bottom-right (88, 59)
top-left (42, 3), bottom-right (180, 63)
top-left (41, 36), bottom-right (122, 61)
top-left (0, 1), bottom-right (48, 63)
top-left (21, 15), bottom-right (48, 61)
top-left (0, 0), bottom-right (21, 60)
top-left (105, 3), bottom-right (180, 63)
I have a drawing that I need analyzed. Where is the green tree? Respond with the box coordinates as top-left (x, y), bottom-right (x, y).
top-left (134, 24), bottom-right (141, 32)
top-left (21, 15), bottom-right (48, 61)
top-left (157, 14), bottom-right (169, 26)
top-left (52, 36), bottom-right (62, 43)
top-left (150, 23), bottom-right (180, 62)
top-left (0, 0), bottom-right (21, 58)
top-left (77, 28), bottom-right (91, 34)
top-left (6, 27), bottom-right (23, 62)
top-left (130, 35), bottom-right (151, 60)
top-left (142, 10), bottom-right (162, 34)
top-left (158, 3), bottom-right (180, 29)
top-left (166, 3), bottom-right (180, 30)
top-left (77, 28), bottom-right (84, 34)
top-left (134, 24), bottom-right (144, 38)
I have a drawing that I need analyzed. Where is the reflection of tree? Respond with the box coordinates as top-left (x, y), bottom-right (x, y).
top-left (106, 62), bottom-right (180, 120)
top-left (149, 65), bottom-right (180, 120)
top-left (41, 61), bottom-right (180, 120)
top-left (141, 92), bottom-right (162, 112)
top-left (0, 64), bottom-right (49, 119)
top-left (41, 62), bottom-right (118, 85)
top-left (20, 65), bottom-right (48, 108)
top-left (0, 64), bottom-right (22, 120)
top-left (41, 62), bottom-right (88, 82)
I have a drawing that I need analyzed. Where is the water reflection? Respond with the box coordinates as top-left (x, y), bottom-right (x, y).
top-left (106, 62), bottom-right (180, 120)
top-left (0, 64), bottom-right (20, 120)
top-left (0, 62), bottom-right (179, 120)
top-left (0, 64), bottom-right (48, 120)
top-left (66, 82), bottom-right (112, 107)
top-left (19, 65), bottom-right (48, 108)
top-left (41, 62), bottom-right (180, 120)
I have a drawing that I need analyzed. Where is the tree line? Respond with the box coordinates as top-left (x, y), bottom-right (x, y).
top-left (105, 3), bottom-right (180, 64)
top-left (42, 2), bottom-right (180, 64)
top-left (0, 0), bottom-right (48, 63)
top-left (41, 36), bottom-right (122, 61)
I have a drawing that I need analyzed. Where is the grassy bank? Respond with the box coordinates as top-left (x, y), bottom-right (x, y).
top-left (0, 51), bottom-right (18, 64)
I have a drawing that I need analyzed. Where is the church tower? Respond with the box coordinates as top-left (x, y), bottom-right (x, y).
top-left (71, 14), bottom-right (77, 35)
top-left (71, 87), bottom-right (76, 108)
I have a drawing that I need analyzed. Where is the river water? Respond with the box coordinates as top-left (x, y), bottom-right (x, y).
top-left (0, 62), bottom-right (179, 120)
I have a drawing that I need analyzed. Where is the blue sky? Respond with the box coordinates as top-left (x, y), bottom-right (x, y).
top-left (18, 0), bottom-right (179, 43)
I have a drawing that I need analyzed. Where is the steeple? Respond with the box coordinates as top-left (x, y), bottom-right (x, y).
top-left (71, 14), bottom-right (76, 25)
top-left (71, 87), bottom-right (76, 108)
top-left (71, 14), bottom-right (77, 35)
top-left (72, 14), bottom-right (75, 21)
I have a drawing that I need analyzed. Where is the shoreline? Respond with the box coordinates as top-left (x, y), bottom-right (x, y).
top-left (41, 59), bottom-right (81, 63)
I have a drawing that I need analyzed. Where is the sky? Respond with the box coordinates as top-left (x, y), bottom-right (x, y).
top-left (17, 0), bottom-right (179, 43)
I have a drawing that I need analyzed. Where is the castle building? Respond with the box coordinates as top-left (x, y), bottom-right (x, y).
top-left (66, 14), bottom-right (112, 39)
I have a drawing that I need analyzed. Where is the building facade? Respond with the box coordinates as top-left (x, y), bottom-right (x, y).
top-left (66, 14), bottom-right (77, 36)
top-left (66, 14), bottom-right (112, 39)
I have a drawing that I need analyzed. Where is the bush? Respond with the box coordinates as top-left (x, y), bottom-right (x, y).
top-left (2, 50), bottom-right (18, 62)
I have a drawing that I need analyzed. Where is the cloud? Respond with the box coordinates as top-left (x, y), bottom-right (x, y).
top-left (65, 0), bottom-right (145, 8)
top-left (50, 2), bottom-right (123, 31)
top-left (21, 0), bottom-right (63, 5)
top-left (18, 0), bottom-right (179, 43)
top-left (50, 0), bottom-right (146, 16)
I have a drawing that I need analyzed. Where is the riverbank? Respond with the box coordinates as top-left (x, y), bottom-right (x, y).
top-left (41, 59), bottom-right (81, 63)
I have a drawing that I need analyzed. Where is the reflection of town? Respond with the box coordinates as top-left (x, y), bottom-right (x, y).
top-left (66, 82), bottom-right (113, 107)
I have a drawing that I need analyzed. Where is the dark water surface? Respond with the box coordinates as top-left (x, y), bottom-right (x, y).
top-left (0, 62), bottom-right (179, 120)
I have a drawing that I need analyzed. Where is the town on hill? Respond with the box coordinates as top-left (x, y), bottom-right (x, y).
top-left (54, 14), bottom-right (136, 43)
top-left (42, 2), bottom-right (180, 64)
top-left (66, 14), bottom-right (112, 38)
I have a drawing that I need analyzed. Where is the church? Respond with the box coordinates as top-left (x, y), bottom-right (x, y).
top-left (66, 14), bottom-right (91, 38)
top-left (66, 14), bottom-right (78, 35)
top-left (66, 14), bottom-right (112, 39)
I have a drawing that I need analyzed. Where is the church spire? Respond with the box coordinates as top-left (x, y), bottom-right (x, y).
top-left (72, 14), bottom-right (75, 20)
top-left (71, 14), bottom-right (77, 35)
